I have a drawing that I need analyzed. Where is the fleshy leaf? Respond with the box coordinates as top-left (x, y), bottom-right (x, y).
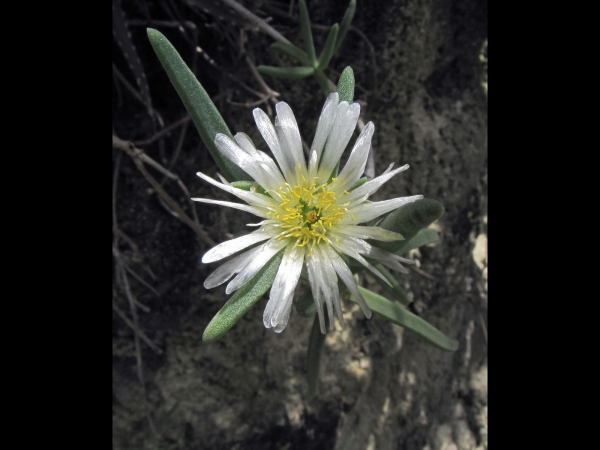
top-left (257, 65), bottom-right (315, 79)
top-left (372, 263), bottom-right (412, 305)
top-left (299, 0), bottom-right (317, 65)
top-left (374, 199), bottom-right (444, 253)
top-left (349, 286), bottom-right (459, 351)
top-left (336, 67), bottom-right (355, 103)
top-left (269, 42), bottom-right (311, 67)
top-left (395, 228), bottom-right (439, 255)
top-left (231, 181), bottom-right (254, 191)
top-left (316, 24), bottom-right (339, 71)
top-left (202, 249), bottom-right (285, 342)
top-left (335, 0), bottom-right (357, 53)
top-left (146, 28), bottom-right (250, 182)
top-left (307, 314), bottom-right (327, 394)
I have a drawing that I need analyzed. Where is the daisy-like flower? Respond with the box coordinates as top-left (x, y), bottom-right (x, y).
top-left (192, 93), bottom-right (422, 334)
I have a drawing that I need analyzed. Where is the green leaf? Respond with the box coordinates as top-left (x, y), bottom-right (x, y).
top-left (374, 199), bottom-right (444, 253)
top-left (350, 286), bottom-right (458, 351)
top-left (349, 176), bottom-right (367, 191)
top-left (315, 71), bottom-right (334, 95)
top-left (335, 0), bottom-right (357, 53)
top-left (257, 65), bottom-right (315, 79)
top-left (372, 263), bottom-right (412, 305)
top-left (307, 314), bottom-right (327, 394)
top-left (316, 24), bottom-right (339, 71)
top-left (395, 228), bottom-right (439, 255)
top-left (202, 249), bottom-right (285, 342)
top-left (146, 28), bottom-right (250, 182)
top-left (269, 42), bottom-right (311, 67)
top-left (336, 66), bottom-right (355, 103)
top-left (296, 289), bottom-right (317, 317)
top-left (231, 180), bottom-right (254, 191)
top-left (299, 0), bottom-right (317, 65)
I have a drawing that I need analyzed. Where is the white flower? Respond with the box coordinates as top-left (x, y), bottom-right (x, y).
top-left (192, 93), bottom-right (422, 334)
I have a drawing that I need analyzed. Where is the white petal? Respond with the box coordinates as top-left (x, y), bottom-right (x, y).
top-left (331, 121), bottom-right (375, 192)
top-left (275, 102), bottom-right (306, 174)
top-left (315, 246), bottom-right (344, 327)
top-left (191, 198), bottom-right (270, 218)
top-left (214, 133), bottom-right (282, 192)
top-left (311, 92), bottom-right (339, 161)
top-left (202, 231), bottom-right (271, 263)
top-left (306, 251), bottom-right (326, 333)
top-left (263, 245), bottom-right (303, 331)
top-left (309, 246), bottom-right (336, 329)
top-left (366, 246), bottom-right (415, 265)
top-left (233, 132), bottom-right (256, 155)
top-left (253, 108), bottom-right (294, 181)
top-left (204, 245), bottom-right (262, 289)
top-left (317, 102), bottom-right (361, 183)
top-left (330, 238), bottom-right (391, 287)
top-left (344, 164), bottom-right (409, 204)
top-left (225, 239), bottom-right (287, 294)
top-left (340, 195), bottom-right (423, 225)
top-left (196, 172), bottom-right (274, 208)
top-left (322, 246), bottom-right (372, 319)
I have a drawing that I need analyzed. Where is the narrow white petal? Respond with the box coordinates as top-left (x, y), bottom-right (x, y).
top-left (318, 102), bottom-right (361, 182)
top-left (366, 246), bottom-right (416, 265)
top-left (233, 132), bottom-right (256, 155)
top-left (331, 121), bottom-right (375, 192)
top-left (253, 108), bottom-right (294, 181)
top-left (336, 225), bottom-right (405, 242)
top-left (196, 171), bottom-right (274, 208)
top-left (311, 92), bottom-right (339, 161)
top-left (202, 231), bottom-right (271, 263)
top-left (275, 102), bottom-right (306, 173)
top-left (344, 164), bottom-right (409, 203)
top-left (263, 245), bottom-right (303, 331)
top-left (340, 195), bottom-right (423, 225)
top-left (306, 251), bottom-right (326, 333)
top-left (331, 241), bottom-right (391, 287)
top-left (308, 149), bottom-right (318, 181)
top-left (191, 198), bottom-right (270, 218)
top-left (273, 291), bottom-right (295, 333)
top-left (204, 245), bottom-right (262, 289)
top-left (214, 133), bottom-right (281, 192)
top-left (225, 239), bottom-right (287, 294)
top-left (323, 246), bottom-right (372, 319)
top-left (216, 173), bottom-right (230, 185)
top-left (315, 246), bottom-right (344, 327)
top-left (311, 246), bottom-right (336, 329)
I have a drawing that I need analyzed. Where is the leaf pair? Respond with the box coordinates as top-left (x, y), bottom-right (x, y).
top-left (258, 0), bottom-right (356, 95)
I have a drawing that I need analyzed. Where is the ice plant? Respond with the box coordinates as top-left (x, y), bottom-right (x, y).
top-left (192, 93), bottom-right (422, 334)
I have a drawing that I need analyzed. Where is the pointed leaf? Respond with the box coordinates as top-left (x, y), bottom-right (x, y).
top-left (269, 42), bottom-right (311, 67)
top-left (336, 66), bottom-right (355, 103)
top-left (335, 0), bottom-right (356, 53)
top-left (349, 286), bottom-right (458, 351)
top-left (316, 24), bottom-right (339, 71)
top-left (395, 228), bottom-right (439, 255)
top-left (202, 249), bottom-right (285, 342)
top-left (257, 65), bottom-right (315, 79)
top-left (373, 199), bottom-right (444, 253)
top-left (372, 263), bottom-right (412, 305)
top-left (146, 28), bottom-right (250, 181)
top-left (299, 0), bottom-right (317, 65)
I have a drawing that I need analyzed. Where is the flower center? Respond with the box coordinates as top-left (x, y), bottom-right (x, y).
top-left (269, 171), bottom-right (348, 252)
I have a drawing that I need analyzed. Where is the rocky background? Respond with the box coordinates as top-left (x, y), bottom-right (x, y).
top-left (112, 0), bottom-right (487, 448)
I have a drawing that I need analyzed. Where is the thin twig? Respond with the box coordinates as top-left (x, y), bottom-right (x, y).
top-left (117, 261), bottom-right (159, 439)
top-left (221, 0), bottom-right (292, 44)
top-left (410, 266), bottom-right (436, 280)
top-left (112, 300), bottom-right (162, 354)
top-left (112, 135), bottom-right (216, 248)
top-left (133, 115), bottom-right (191, 147)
